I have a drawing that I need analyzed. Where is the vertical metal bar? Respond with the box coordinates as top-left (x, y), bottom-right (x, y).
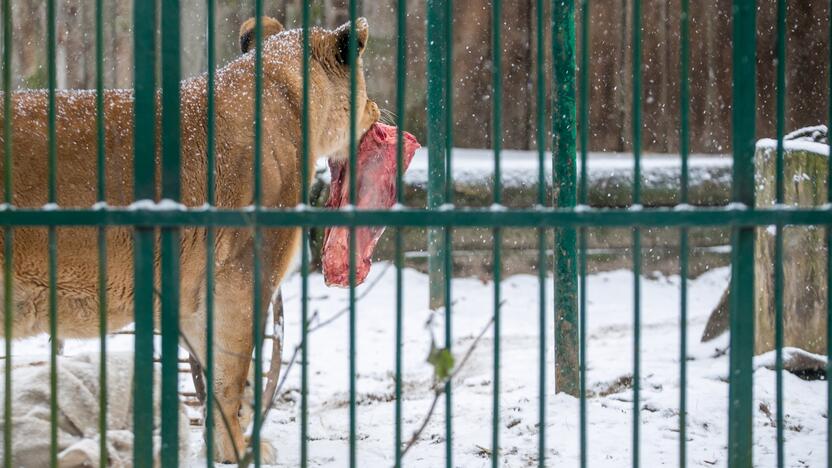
top-left (348, 1), bottom-right (359, 466)
top-left (2, 0), bottom-right (12, 464)
top-left (535, 0), bottom-right (547, 464)
top-left (95, 0), bottom-right (107, 462)
top-left (828, 2), bottom-right (832, 465)
top-left (300, 1), bottom-right (311, 467)
top-left (444, 2), bottom-right (454, 468)
top-left (46, 0), bottom-right (58, 465)
top-left (252, 2), bottom-right (264, 465)
top-left (426, 0), bottom-right (448, 312)
top-left (491, 0), bottom-right (502, 465)
top-left (678, 0), bottom-right (690, 466)
top-left (160, 0), bottom-right (182, 464)
top-left (578, 1), bottom-right (590, 466)
top-left (729, 0), bottom-right (756, 466)
top-left (426, 0), bottom-right (451, 463)
top-left (443, 227), bottom-right (454, 467)
top-left (204, 0), bottom-right (216, 463)
top-left (443, 0), bottom-right (454, 205)
top-left (631, 1), bottom-right (642, 466)
top-left (393, 0), bottom-right (407, 464)
top-left (553, 0), bottom-right (579, 397)
top-left (774, 0), bottom-right (786, 466)
top-left (133, 0), bottom-right (157, 463)
top-left (394, 223), bottom-right (404, 464)
top-left (348, 224), bottom-right (357, 466)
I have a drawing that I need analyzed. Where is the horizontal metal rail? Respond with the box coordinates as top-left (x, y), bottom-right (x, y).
top-left (1, 207), bottom-right (831, 227)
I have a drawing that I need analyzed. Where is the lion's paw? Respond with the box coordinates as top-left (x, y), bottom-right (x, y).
top-left (243, 437), bottom-right (278, 465)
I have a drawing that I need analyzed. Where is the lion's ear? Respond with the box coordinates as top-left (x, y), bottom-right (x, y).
top-left (333, 17), bottom-right (369, 65)
top-left (239, 16), bottom-right (284, 53)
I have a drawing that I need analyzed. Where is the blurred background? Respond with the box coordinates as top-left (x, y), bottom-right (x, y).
top-left (3, 0), bottom-right (829, 153)
top-left (2, 0), bottom-right (830, 278)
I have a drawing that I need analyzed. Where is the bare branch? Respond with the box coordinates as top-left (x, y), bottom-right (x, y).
top-left (307, 262), bottom-right (393, 333)
top-left (399, 315), bottom-right (495, 461)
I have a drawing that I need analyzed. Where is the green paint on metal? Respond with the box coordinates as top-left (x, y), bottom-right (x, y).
top-left (578, 227), bottom-right (588, 468)
top-left (161, 0), bottom-right (182, 464)
top-left (491, 0), bottom-right (503, 465)
top-left (48, 226), bottom-right (57, 468)
top-left (95, 0), bottom-right (107, 464)
top-left (394, 227), bottom-right (404, 468)
top-left (204, 0), bottom-right (216, 464)
top-left (491, 228), bottom-right (501, 468)
top-left (252, 4), bottom-right (265, 466)
top-left (632, 1), bottom-right (643, 465)
top-left (774, 0), bottom-right (786, 466)
top-left (301, 1), bottom-right (311, 467)
top-left (2, 0), bottom-right (12, 464)
top-left (678, 228), bottom-right (689, 468)
top-left (4, 206), bottom-right (832, 228)
top-left (394, 0), bottom-right (407, 465)
top-left (2, 230), bottom-right (10, 467)
top-left (133, 0), bottom-right (157, 464)
top-left (729, 0), bottom-right (757, 466)
top-left (553, 0), bottom-right (579, 398)
top-left (46, 0), bottom-right (58, 464)
top-left (1, 0), bottom-right (9, 204)
top-left (426, 0), bottom-right (448, 312)
top-left (679, 0), bottom-right (690, 466)
top-left (444, 0), bottom-right (454, 207)
top-left (578, 2), bottom-right (590, 464)
top-left (349, 226), bottom-right (357, 467)
top-left (444, 225), bottom-right (453, 468)
top-left (535, 0), bottom-right (547, 463)
top-left (426, 1), bottom-right (453, 464)
top-left (348, 2), bottom-right (359, 466)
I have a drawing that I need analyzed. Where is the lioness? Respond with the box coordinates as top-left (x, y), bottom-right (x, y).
top-left (0, 17), bottom-right (379, 463)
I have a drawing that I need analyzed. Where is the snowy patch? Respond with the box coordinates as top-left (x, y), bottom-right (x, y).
top-left (757, 138), bottom-right (830, 158)
top-left (128, 199), bottom-right (188, 211)
top-left (5, 265), bottom-right (825, 466)
top-left (401, 148), bottom-right (732, 189)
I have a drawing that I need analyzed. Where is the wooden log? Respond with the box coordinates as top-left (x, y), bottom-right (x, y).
top-left (753, 139), bottom-right (829, 354)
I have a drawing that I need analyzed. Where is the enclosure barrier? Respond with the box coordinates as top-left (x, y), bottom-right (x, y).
top-left (0, 0), bottom-right (828, 467)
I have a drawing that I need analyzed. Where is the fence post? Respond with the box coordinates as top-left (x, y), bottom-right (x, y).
top-left (132, 0), bottom-right (157, 464)
top-left (426, 3), bottom-right (454, 466)
top-left (426, 0), bottom-right (449, 312)
top-left (729, 0), bottom-right (756, 466)
top-left (160, 0), bottom-right (182, 464)
top-left (553, 0), bottom-right (579, 396)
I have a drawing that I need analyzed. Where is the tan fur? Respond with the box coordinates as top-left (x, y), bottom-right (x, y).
top-left (239, 16), bottom-right (285, 53)
top-left (0, 18), bottom-right (379, 463)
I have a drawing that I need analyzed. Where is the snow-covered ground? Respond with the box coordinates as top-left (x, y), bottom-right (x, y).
top-left (6, 264), bottom-right (826, 467)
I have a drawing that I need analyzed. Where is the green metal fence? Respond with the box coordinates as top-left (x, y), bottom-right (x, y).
top-left (0, 0), bottom-right (828, 467)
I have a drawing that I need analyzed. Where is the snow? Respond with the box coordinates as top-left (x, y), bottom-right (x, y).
top-left (757, 138), bottom-right (830, 158)
top-left (316, 149), bottom-right (732, 189)
top-left (4, 264), bottom-right (825, 467)
top-left (128, 199), bottom-right (188, 211)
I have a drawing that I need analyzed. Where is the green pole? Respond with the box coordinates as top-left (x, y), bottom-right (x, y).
top-left (133, 0), bottom-right (157, 462)
top-left (728, 0), bottom-right (756, 466)
top-left (160, 0), bottom-right (182, 464)
top-left (426, 0), bottom-right (448, 312)
top-left (553, 0), bottom-right (579, 397)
